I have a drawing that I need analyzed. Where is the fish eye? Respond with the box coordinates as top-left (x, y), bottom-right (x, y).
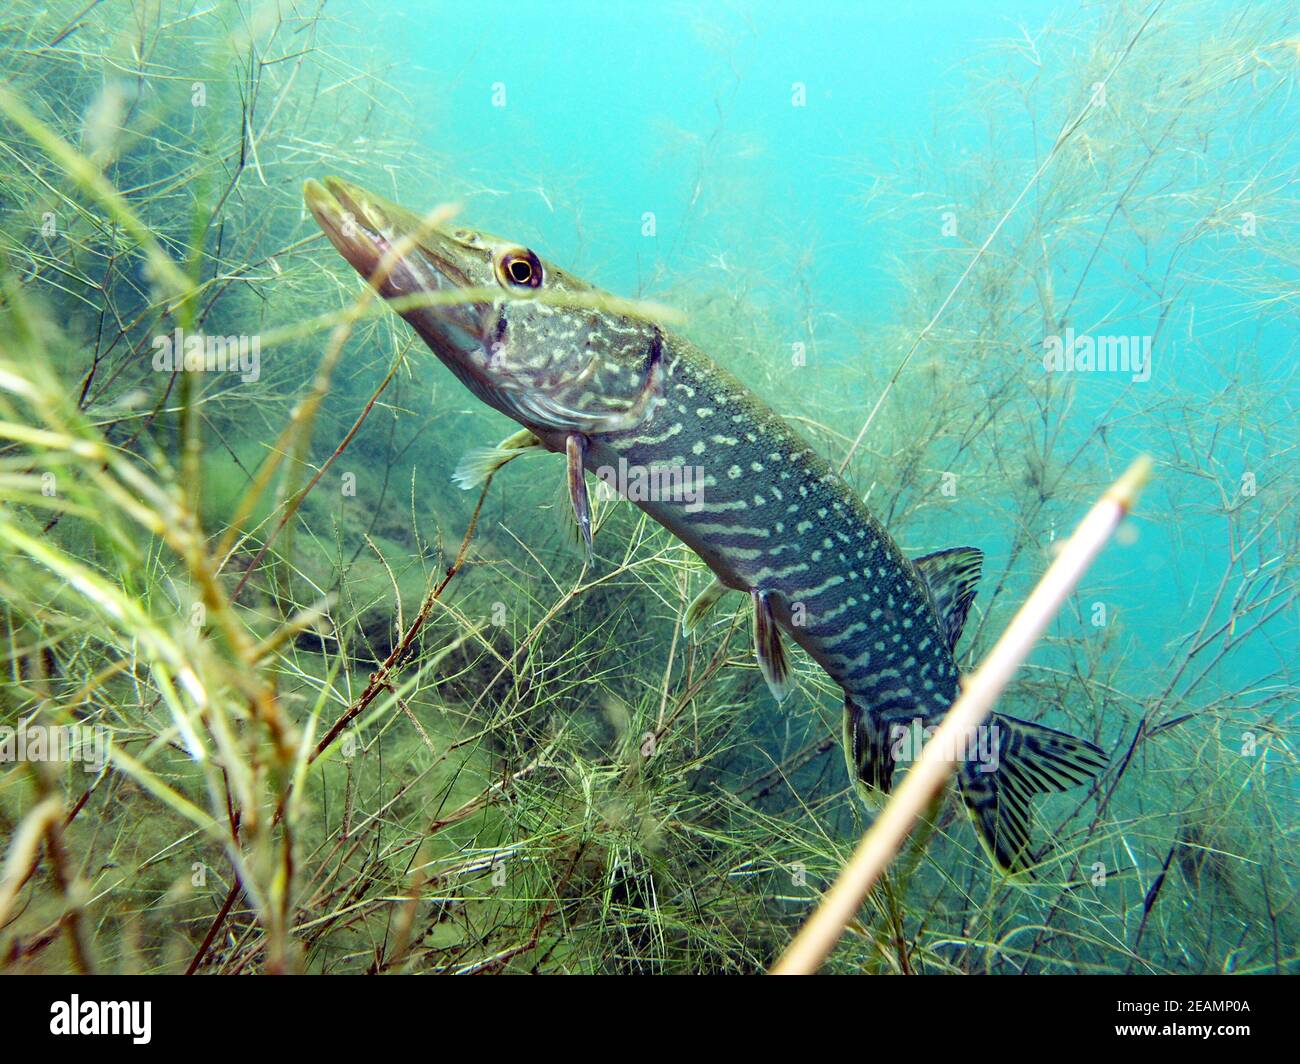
top-left (495, 247), bottom-right (543, 289)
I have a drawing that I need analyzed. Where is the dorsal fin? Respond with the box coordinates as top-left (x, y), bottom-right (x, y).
top-left (913, 546), bottom-right (982, 651)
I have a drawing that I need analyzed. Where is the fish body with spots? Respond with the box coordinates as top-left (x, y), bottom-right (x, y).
top-left (595, 337), bottom-right (960, 720)
top-left (306, 176), bottom-right (1107, 873)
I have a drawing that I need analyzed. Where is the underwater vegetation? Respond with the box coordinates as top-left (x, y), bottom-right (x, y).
top-left (0, 0), bottom-right (1296, 975)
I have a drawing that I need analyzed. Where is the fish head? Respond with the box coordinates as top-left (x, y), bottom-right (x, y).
top-left (305, 177), bottom-right (662, 435)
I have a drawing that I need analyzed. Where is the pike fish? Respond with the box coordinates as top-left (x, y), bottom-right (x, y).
top-left (304, 176), bottom-right (1107, 873)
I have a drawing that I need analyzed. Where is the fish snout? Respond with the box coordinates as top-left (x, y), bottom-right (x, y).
top-left (303, 177), bottom-right (394, 281)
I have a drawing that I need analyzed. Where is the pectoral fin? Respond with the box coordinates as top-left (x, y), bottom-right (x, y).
top-left (565, 433), bottom-right (594, 561)
top-left (751, 588), bottom-right (791, 702)
top-left (452, 428), bottom-right (543, 490)
top-left (683, 577), bottom-right (732, 634)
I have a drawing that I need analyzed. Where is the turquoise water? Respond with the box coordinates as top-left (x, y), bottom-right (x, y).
top-left (370, 0), bottom-right (1298, 690)
top-left (0, 0), bottom-right (1295, 974)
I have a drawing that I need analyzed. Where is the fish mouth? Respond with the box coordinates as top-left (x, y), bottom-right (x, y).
top-left (304, 176), bottom-right (488, 355)
top-left (304, 176), bottom-right (386, 280)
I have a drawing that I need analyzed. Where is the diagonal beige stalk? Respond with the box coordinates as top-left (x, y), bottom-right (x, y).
top-left (771, 455), bottom-right (1153, 975)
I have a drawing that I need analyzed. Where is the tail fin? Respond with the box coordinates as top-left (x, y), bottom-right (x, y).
top-left (958, 714), bottom-right (1107, 874)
